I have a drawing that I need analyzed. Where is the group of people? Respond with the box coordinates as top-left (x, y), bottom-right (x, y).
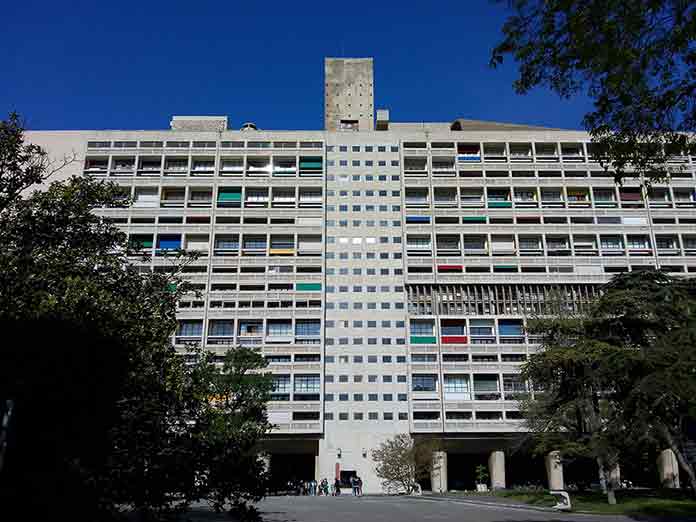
top-left (287, 476), bottom-right (364, 496)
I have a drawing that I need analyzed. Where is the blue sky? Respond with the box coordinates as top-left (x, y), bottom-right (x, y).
top-left (3, 0), bottom-right (593, 131)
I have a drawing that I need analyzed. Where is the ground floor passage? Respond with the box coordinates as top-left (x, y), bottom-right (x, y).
top-left (259, 435), bottom-right (684, 495)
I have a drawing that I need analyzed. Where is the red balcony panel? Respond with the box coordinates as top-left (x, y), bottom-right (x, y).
top-left (441, 336), bottom-right (468, 344)
top-left (437, 265), bottom-right (463, 272)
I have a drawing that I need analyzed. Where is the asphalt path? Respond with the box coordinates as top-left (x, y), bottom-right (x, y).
top-left (188, 495), bottom-right (642, 522)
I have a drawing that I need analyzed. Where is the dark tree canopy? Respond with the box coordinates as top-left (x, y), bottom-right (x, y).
top-left (523, 270), bottom-right (696, 499)
top-left (0, 114), bottom-right (272, 521)
top-left (493, 1), bottom-right (696, 182)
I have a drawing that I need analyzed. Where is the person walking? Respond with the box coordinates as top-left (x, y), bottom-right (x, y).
top-left (350, 476), bottom-right (357, 496)
top-left (333, 477), bottom-right (341, 496)
top-left (356, 475), bottom-right (363, 496)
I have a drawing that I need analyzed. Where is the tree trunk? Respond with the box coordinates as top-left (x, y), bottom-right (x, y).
top-left (0, 399), bottom-right (14, 475)
top-left (661, 426), bottom-right (696, 496)
top-left (596, 458), bottom-right (607, 493)
top-left (596, 457), bottom-right (617, 505)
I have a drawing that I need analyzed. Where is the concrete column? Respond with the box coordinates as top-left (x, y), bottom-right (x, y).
top-left (545, 451), bottom-right (564, 490)
top-left (315, 454), bottom-right (320, 482)
top-left (488, 450), bottom-right (506, 489)
top-left (657, 449), bottom-right (680, 488)
top-left (430, 451), bottom-right (448, 493)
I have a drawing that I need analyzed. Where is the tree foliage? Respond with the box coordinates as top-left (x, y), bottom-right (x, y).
top-left (523, 270), bottom-right (696, 501)
top-left (0, 113), bottom-right (272, 521)
top-left (492, 1), bottom-right (696, 183)
top-left (372, 434), bottom-right (439, 494)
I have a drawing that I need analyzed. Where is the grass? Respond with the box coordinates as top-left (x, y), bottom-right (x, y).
top-left (451, 489), bottom-right (696, 518)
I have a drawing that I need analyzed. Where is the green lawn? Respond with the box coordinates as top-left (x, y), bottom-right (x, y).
top-left (490, 489), bottom-right (696, 518)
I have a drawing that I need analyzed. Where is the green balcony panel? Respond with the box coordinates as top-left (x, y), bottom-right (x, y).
top-left (131, 239), bottom-right (153, 248)
top-left (487, 201), bottom-right (512, 208)
top-left (296, 283), bottom-right (322, 291)
top-left (410, 336), bottom-right (437, 344)
top-left (218, 190), bottom-right (241, 201)
top-left (299, 162), bottom-right (323, 169)
top-left (462, 216), bottom-right (487, 223)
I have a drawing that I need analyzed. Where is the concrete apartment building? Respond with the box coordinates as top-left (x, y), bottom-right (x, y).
top-left (26, 57), bottom-right (692, 493)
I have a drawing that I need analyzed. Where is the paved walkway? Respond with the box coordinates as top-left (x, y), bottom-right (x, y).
top-left (188, 494), bottom-right (640, 522)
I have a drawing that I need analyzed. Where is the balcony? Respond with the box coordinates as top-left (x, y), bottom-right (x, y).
top-left (431, 158), bottom-right (456, 176)
top-left (298, 190), bottom-right (322, 208)
top-left (436, 238), bottom-right (461, 256)
top-left (405, 188), bottom-right (429, 208)
top-left (546, 241), bottom-right (571, 256)
top-left (567, 190), bottom-right (591, 208)
top-left (160, 189), bottom-right (185, 208)
top-left (220, 158), bottom-right (244, 174)
top-left (540, 191), bottom-right (565, 208)
top-left (187, 190), bottom-right (213, 208)
top-left (244, 190), bottom-right (269, 208)
top-left (191, 159), bottom-right (215, 175)
top-left (111, 158), bottom-right (135, 173)
top-left (299, 157), bottom-right (323, 176)
top-left (674, 192), bottom-right (696, 207)
top-left (509, 143), bottom-right (532, 162)
top-left (513, 191), bottom-right (538, 208)
top-left (213, 237), bottom-right (239, 256)
top-left (138, 158), bottom-right (162, 175)
top-left (561, 143), bottom-right (585, 162)
top-left (271, 189), bottom-right (296, 208)
top-left (433, 188), bottom-right (458, 208)
top-left (404, 158), bottom-right (428, 176)
top-left (483, 143), bottom-right (507, 163)
top-left (460, 191), bottom-right (485, 208)
top-left (84, 158), bottom-right (108, 175)
top-left (535, 143), bottom-right (559, 162)
top-left (457, 143), bottom-right (481, 163)
top-left (164, 159), bottom-right (188, 174)
top-left (273, 157), bottom-right (297, 176)
top-left (246, 158), bottom-right (271, 176)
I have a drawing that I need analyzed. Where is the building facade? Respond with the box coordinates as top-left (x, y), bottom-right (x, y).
top-left (27, 58), bottom-right (695, 492)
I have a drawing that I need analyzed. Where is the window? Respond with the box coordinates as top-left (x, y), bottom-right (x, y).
top-left (410, 320), bottom-right (434, 336)
top-left (177, 320), bottom-right (202, 338)
top-left (444, 375), bottom-right (470, 395)
top-left (294, 374), bottom-right (320, 392)
top-left (412, 374), bottom-right (437, 392)
top-left (271, 375), bottom-right (291, 394)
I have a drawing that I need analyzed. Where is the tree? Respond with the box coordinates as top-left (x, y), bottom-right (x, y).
top-left (0, 113), bottom-right (273, 520)
top-left (523, 270), bottom-right (696, 501)
top-left (590, 271), bottom-right (696, 494)
top-left (492, 1), bottom-right (696, 183)
top-left (0, 112), bottom-right (76, 212)
top-left (522, 315), bottom-right (626, 504)
top-left (372, 434), bottom-right (439, 494)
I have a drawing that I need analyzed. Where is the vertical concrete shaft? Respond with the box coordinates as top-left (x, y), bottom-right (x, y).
top-left (488, 450), bottom-right (506, 489)
top-left (657, 449), bottom-right (681, 488)
top-left (545, 451), bottom-right (564, 490)
top-left (430, 451), bottom-right (448, 493)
